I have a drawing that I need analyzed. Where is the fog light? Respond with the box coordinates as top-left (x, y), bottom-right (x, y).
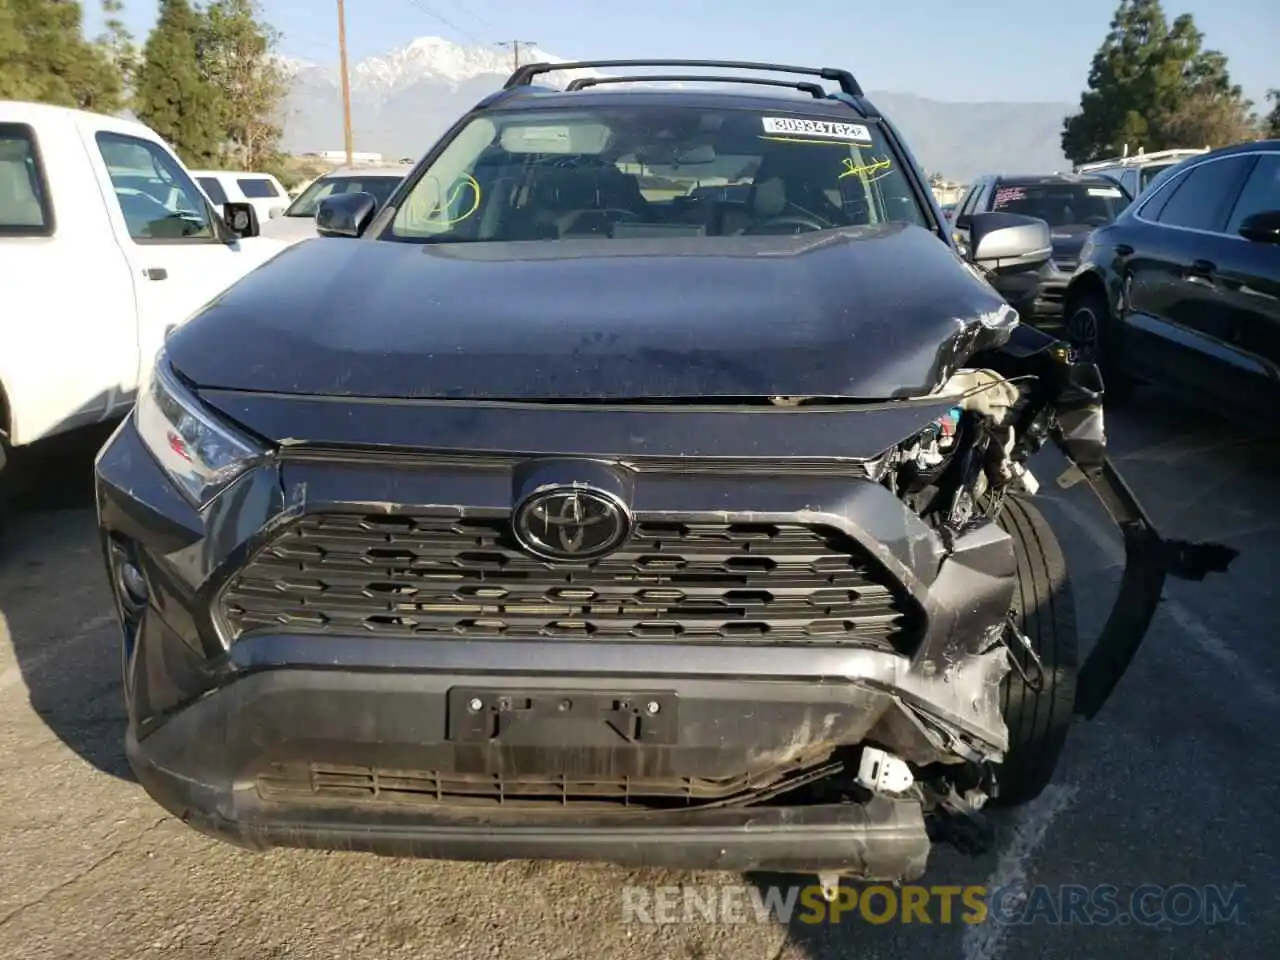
top-left (119, 561), bottom-right (147, 604)
top-left (111, 542), bottom-right (149, 613)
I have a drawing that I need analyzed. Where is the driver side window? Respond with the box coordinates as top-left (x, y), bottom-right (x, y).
top-left (95, 132), bottom-right (218, 243)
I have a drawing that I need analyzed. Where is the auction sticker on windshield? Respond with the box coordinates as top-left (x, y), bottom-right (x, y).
top-left (761, 117), bottom-right (873, 142)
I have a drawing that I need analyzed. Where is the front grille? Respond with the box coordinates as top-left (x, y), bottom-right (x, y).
top-left (220, 511), bottom-right (918, 647)
top-left (1037, 280), bottom-right (1068, 307)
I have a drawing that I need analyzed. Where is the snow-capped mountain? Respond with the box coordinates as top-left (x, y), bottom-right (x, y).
top-left (278, 37), bottom-right (1073, 178)
top-left (280, 37), bottom-right (606, 160)
top-left (287, 38), bottom-right (602, 96)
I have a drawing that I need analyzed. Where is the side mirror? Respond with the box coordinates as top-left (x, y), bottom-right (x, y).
top-left (966, 211), bottom-right (1052, 275)
top-left (316, 191), bottom-right (377, 238)
top-left (1238, 210), bottom-right (1280, 244)
top-left (222, 202), bottom-right (260, 239)
top-left (268, 205), bottom-right (285, 220)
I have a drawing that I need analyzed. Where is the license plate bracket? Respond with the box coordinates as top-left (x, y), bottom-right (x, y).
top-left (446, 688), bottom-right (679, 744)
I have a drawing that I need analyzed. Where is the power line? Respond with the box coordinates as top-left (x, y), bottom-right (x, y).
top-left (436, 0), bottom-right (499, 30)
top-left (496, 39), bottom-right (538, 72)
top-left (403, 0), bottom-right (484, 45)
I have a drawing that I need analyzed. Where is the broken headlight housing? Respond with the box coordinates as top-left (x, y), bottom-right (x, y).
top-left (134, 351), bottom-right (263, 508)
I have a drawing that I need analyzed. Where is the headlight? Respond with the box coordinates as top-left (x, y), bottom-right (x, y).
top-left (134, 352), bottom-right (263, 508)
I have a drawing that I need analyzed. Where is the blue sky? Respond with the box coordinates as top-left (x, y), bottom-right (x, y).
top-left (83, 0), bottom-right (1275, 107)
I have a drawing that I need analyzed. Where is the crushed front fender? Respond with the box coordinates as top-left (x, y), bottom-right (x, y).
top-left (991, 327), bottom-right (1239, 720)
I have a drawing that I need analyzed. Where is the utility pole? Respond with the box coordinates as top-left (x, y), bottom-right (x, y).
top-left (497, 40), bottom-right (538, 72)
top-left (337, 0), bottom-right (354, 166)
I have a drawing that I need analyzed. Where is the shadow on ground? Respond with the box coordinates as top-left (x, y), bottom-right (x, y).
top-left (1, 420), bottom-right (133, 780)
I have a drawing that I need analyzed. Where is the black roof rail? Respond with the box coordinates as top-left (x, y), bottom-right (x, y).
top-left (565, 74), bottom-right (827, 98)
top-left (505, 59), bottom-right (863, 97)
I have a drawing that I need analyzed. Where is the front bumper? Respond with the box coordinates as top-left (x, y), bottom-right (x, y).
top-left (95, 365), bottom-right (1237, 870)
top-left (997, 265), bottom-right (1073, 322)
top-left (95, 398), bottom-right (1022, 873)
top-left (124, 657), bottom-right (931, 875)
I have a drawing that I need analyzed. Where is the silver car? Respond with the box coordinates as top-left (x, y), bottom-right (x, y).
top-left (260, 166), bottom-right (407, 245)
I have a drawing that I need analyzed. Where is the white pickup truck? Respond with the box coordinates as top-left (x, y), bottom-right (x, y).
top-left (0, 101), bottom-right (285, 527)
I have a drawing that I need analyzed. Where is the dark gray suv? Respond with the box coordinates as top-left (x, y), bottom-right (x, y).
top-left (92, 58), bottom-right (1234, 891)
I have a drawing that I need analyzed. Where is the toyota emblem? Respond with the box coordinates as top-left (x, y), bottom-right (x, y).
top-left (512, 486), bottom-right (631, 561)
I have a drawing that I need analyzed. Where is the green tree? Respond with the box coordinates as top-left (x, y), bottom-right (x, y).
top-left (0, 0), bottom-right (125, 112)
top-left (1061, 0), bottom-right (1254, 164)
top-left (133, 0), bottom-right (222, 165)
top-left (94, 0), bottom-right (137, 95)
top-left (198, 0), bottom-right (289, 170)
top-left (1152, 22), bottom-right (1254, 147)
top-left (1262, 90), bottom-right (1280, 138)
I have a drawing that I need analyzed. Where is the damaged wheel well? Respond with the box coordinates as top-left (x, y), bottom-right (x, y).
top-left (1064, 270), bottom-right (1108, 318)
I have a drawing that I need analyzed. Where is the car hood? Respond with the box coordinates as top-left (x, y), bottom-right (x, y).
top-left (258, 214), bottom-right (320, 245)
top-left (165, 222), bottom-right (1016, 401)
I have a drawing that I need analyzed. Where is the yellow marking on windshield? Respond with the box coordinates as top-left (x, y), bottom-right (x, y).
top-left (425, 174), bottom-right (482, 226)
top-left (838, 156), bottom-right (893, 182)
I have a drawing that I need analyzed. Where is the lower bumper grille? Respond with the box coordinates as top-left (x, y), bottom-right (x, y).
top-left (220, 511), bottom-right (918, 647)
top-left (256, 759), bottom-right (838, 810)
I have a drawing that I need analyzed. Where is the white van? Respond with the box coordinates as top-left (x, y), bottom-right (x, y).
top-left (190, 169), bottom-right (290, 224)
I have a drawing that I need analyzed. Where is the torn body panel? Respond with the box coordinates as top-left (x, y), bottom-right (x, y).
top-left (973, 322), bottom-right (1239, 720)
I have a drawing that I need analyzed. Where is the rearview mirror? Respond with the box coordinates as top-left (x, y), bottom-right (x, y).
top-left (316, 191), bottom-right (377, 238)
top-left (966, 211), bottom-right (1051, 275)
top-left (1238, 210), bottom-right (1280, 244)
top-left (222, 201), bottom-right (259, 239)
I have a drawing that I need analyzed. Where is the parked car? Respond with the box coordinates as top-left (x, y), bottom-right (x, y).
top-left (0, 100), bottom-right (281, 533)
top-left (1074, 147), bottom-right (1209, 202)
top-left (951, 173), bottom-right (1132, 322)
top-left (259, 166), bottom-right (407, 245)
top-left (1065, 139), bottom-right (1280, 419)
top-left (190, 169), bottom-right (289, 225)
top-left (94, 60), bottom-right (1234, 888)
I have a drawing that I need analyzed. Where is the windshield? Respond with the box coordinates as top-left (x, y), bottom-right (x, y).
top-left (387, 104), bottom-right (930, 242)
top-left (991, 181), bottom-right (1129, 229)
top-left (285, 175), bottom-right (403, 217)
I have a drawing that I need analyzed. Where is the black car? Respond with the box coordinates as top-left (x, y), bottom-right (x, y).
top-left (93, 59), bottom-right (1234, 887)
top-left (1064, 140), bottom-right (1280, 419)
top-left (952, 174), bottom-right (1132, 322)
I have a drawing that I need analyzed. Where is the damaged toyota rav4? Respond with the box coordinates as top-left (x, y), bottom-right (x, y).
top-left (95, 60), bottom-right (1236, 887)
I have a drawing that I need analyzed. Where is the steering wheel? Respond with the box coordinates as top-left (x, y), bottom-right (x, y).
top-left (739, 212), bottom-right (829, 235)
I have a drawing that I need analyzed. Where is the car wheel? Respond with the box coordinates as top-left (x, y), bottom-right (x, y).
top-left (1065, 288), bottom-right (1135, 401)
top-left (989, 495), bottom-right (1078, 807)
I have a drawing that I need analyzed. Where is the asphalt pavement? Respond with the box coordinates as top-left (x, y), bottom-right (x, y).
top-left (1, 386), bottom-right (1276, 960)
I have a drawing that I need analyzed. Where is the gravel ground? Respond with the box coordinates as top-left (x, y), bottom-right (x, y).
top-left (1, 387), bottom-right (1276, 960)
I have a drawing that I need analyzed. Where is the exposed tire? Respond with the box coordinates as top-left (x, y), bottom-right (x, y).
top-left (1064, 286), bottom-right (1135, 402)
top-left (990, 495), bottom-right (1078, 807)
